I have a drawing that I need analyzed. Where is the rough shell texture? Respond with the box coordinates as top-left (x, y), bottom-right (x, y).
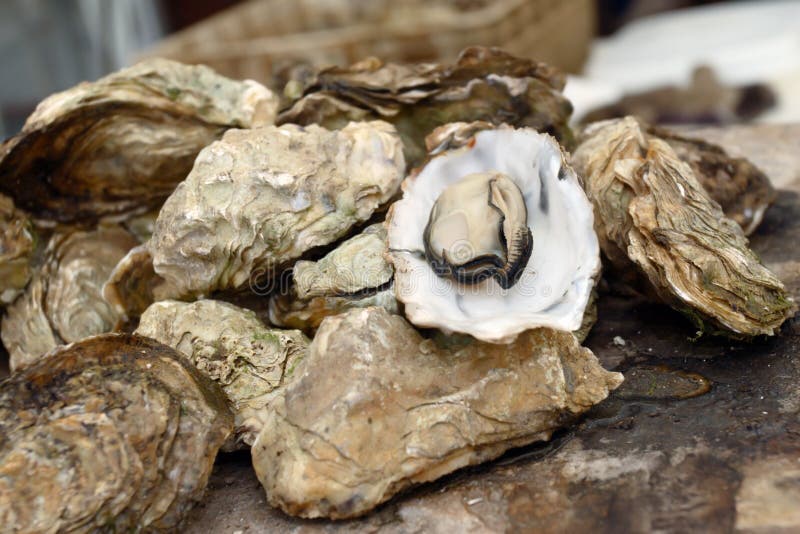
top-left (388, 127), bottom-right (600, 343)
top-left (0, 334), bottom-right (233, 532)
top-left (0, 194), bottom-right (35, 304)
top-left (269, 224), bottom-right (397, 332)
top-left (572, 117), bottom-right (795, 336)
top-left (277, 46), bottom-right (574, 166)
top-left (2, 226), bottom-right (138, 370)
top-left (650, 125), bottom-right (776, 235)
top-left (150, 121), bottom-right (405, 297)
top-left (135, 299), bottom-right (308, 447)
top-left (252, 307), bottom-right (622, 519)
top-left (0, 58), bottom-right (277, 225)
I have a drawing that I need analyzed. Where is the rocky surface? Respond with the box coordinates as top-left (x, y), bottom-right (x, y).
top-left (174, 124), bottom-right (800, 533)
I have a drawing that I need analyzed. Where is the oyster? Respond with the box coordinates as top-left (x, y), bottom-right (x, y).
top-left (388, 126), bottom-right (600, 343)
top-left (0, 334), bottom-right (232, 532)
top-left (150, 121), bottom-right (405, 298)
top-left (572, 117), bottom-right (795, 336)
top-left (650, 125), bottom-right (776, 235)
top-left (252, 307), bottom-right (623, 519)
top-left (136, 299), bottom-right (308, 447)
top-left (278, 46), bottom-right (574, 166)
top-left (0, 194), bottom-right (35, 304)
top-left (269, 224), bottom-right (397, 332)
top-left (2, 226), bottom-right (138, 370)
top-left (0, 58), bottom-right (277, 224)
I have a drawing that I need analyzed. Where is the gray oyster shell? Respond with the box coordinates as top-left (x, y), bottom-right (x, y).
top-left (572, 117), bottom-right (795, 336)
top-left (136, 299), bottom-right (308, 447)
top-left (252, 307), bottom-right (622, 519)
top-left (2, 226), bottom-right (138, 370)
top-left (0, 334), bottom-right (233, 532)
top-left (0, 58), bottom-right (277, 225)
top-left (149, 121), bottom-right (405, 298)
top-left (269, 223), bottom-right (397, 332)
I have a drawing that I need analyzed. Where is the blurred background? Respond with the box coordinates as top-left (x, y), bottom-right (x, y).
top-left (2, 0), bottom-right (799, 138)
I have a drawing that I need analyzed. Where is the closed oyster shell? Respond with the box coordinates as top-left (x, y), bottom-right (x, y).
top-left (649, 125), bottom-right (776, 235)
top-left (150, 121), bottom-right (405, 298)
top-left (0, 58), bottom-right (277, 225)
top-left (252, 307), bottom-right (622, 519)
top-left (0, 194), bottom-right (35, 304)
top-left (0, 334), bottom-right (232, 532)
top-left (269, 224), bottom-right (397, 332)
top-left (278, 46), bottom-right (574, 166)
top-left (572, 117), bottom-right (795, 336)
top-left (2, 226), bottom-right (138, 370)
top-left (136, 299), bottom-right (308, 447)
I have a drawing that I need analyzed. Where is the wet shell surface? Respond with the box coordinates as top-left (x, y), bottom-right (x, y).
top-left (572, 117), bottom-right (795, 336)
top-left (387, 127), bottom-right (600, 343)
top-left (136, 299), bottom-right (309, 447)
top-left (278, 46), bottom-right (574, 166)
top-left (149, 121), bottom-right (405, 298)
top-left (0, 334), bottom-right (233, 532)
top-left (0, 58), bottom-right (277, 225)
top-left (1, 226), bottom-right (138, 370)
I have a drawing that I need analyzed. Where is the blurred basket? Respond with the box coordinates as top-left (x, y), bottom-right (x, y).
top-left (144, 0), bottom-right (595, 86)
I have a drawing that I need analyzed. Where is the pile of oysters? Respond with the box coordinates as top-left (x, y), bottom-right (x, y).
top-left (0, 47), bottom-right (794, 529)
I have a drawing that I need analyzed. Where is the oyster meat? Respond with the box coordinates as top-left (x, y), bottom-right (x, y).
top-left (269, 224), bottom-right (397, 332)
top-left (278, 46), bottom-right (574, 166)
top-left (0, 194), bottom-right (35, 305)
top-left (0, 58), bottom-right (277, 224)
top-left (572, 117), bottom-right (795, 336)
top-left (150, 121), bottom-right (405, 298)
top-left (388, 126), bottom-right (600, 343)
top-left (2, 226), bottom-right (138, 370)
top-left (252, 307), bottom-right (622, 519)
top-left (650, 125), bottom-right (776, 235)
top-left (136, 299), bottom-right (308, 447)
top-left (0, 334), bottom-right (232, 532)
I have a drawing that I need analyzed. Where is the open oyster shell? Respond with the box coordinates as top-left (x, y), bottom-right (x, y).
top-left (388, 126), bottom-right (600, 343)
top-left (0, 194), bottom-right (35, 305)
top-left (2, 226), bottom-right (138, 370)
top-left (649, 125), bottom-right (776, 235)
top-left (252, 307), bottom-right (622, 519)
top-left (150, 121), bottom-right (405, 298)
top-left (135, 299), bottom-right (308, 447)
top-left (269, 224), bottom-right (397, 332)
top-left (0, 58), bottom-right (277, 225)
top-left (278, 46), bottom-right (574, 166)
top-left (572, 117), bottom-right (795, 336)
top-left (0, 334), bottom-right (232, 532)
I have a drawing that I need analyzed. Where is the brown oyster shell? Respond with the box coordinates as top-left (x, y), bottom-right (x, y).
top-left (649, 125), bottom-right (776, 235)
top-left (0, 58), bottom-right (277, 225)
top-left (0, 194), bottom-right (35, 304)
top-left (268, 224), bottom-right (397, 332)
top-left (572, 117), bottom-right (795, 336)
top-left (2, 226), bottom-right (138, 370)
top-left (252, 307), bottom-right (622, 519)
top-left (277, 46), bottom-right (574, 166)
top-left (0, 333), bottom-right (233, 532)
top-left (136, 299), bottom-right (308, 447)
top-left (149, 121), bottom-right (405, 298)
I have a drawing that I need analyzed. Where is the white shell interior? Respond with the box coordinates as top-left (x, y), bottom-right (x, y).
top-left (388, 128), bottom-right (600, 343)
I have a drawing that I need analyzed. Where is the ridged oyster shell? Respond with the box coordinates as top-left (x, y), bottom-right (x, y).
top-left (388, 126), bottom-right (600, 343)
top-left (269, 224), bottom-right (397, 332)
top-left (0, 334), bottom-right (232, 532)
top-left (278, 46), bottom-right (574, 166)
top-left (136, 299), bottom-right (308, 447)
top-left (0, 194), bottom-right (35, 305)
top-left (572, 117), bottom-right (795, 336)
top-left (150, 121), bottom-right (405, 298)
top-left (0, 58), bottom-right (277, 225)
top-left (2, 226), bottom-right (138, 370)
